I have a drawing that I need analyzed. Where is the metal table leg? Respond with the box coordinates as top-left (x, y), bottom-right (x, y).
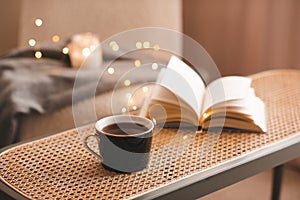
top-left (271, 165), bottom-right (284, 200)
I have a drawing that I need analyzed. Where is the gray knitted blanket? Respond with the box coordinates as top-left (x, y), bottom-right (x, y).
top-left (0, 47), bottom-right (101, 147)
top-left (0, 45), bottom-right (163, 147)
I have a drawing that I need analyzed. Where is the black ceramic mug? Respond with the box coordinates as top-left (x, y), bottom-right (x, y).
top-left (84, 115), bottom-right (154, 173)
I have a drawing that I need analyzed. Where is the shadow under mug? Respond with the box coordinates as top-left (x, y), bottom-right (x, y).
top-left (84, 115), bottom-right (154, 173)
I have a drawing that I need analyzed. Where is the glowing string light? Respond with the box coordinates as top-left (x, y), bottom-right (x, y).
top-left (62, 47), bottom-right (69, 54)
top-left (136, 41), bottom-right (142, 49)
top-left (107, 67), bottom-right (115, 74)
top-left (109, 41), bottom-right (119, 51)
top-left (52, 35), bottom-right (60, 43)
top-left (142, 86), bottom-right (149, 93)
top-left (151, 63), bottom-right (158, 70)
top-left (134, 60), bottom-right (141, 67)
top-left (82, 48), bottom-right (91, 57)
top-left (35, 51), bottom-right (42, 59)
top-left (109, 41), bottom-right (117, 47)
top-left (124, 80), bottom-right (131, 86)
top-left (153, 44), bottom-right (160, 51)
top-left (121, 107), bottom-right (127, 113)
top-left (112, 44), bottom-right (119, 51)
top-left (34, 18), bottom-right (43, 27)
top-left (28, 39), bottom-right (36, 47)
top-left (143, 41), bottom-right (150, 48)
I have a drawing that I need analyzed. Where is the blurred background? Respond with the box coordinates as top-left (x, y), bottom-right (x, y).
top-left (0, 1), bottom-right (299, 199)
top-left (1, 0), bottom-right (299, 75)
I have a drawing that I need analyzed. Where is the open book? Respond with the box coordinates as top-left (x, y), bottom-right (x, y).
top-left (137, 56), bottom-right (267, 133)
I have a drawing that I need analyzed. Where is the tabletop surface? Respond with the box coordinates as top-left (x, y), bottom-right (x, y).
top-left (1, 69), bottom-right (300, 200)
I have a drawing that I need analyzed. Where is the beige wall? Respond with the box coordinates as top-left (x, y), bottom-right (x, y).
top-left (19, 0), bottom-right (182, 46)
top-left (3, 0), bottom-right (300, 76)
top-left (0, 0), bottom-right (21, 54)
top-left (183, 0), bottom-right (300, 75)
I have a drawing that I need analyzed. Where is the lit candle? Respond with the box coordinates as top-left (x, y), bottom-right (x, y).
top-left (67, 32), bottom-right (102, 69)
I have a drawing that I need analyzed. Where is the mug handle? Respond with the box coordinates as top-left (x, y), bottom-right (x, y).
top-left (83, 133), bottom-right (103, 160)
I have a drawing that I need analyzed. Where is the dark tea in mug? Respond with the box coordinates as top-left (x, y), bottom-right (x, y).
top-left (84, 115), bottom-right (154, 173)
top-left (102, 122), bottom-right (148, 136)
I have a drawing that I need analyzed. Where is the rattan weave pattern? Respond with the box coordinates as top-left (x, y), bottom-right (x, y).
top-left (1, 70), bottom-right (300, 200)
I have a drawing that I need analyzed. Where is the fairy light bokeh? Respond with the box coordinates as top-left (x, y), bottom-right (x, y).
top-left (34, 51), bottom-right (42, 59)
top-left (52, 35), bottom-right (60, 43)
top-left (62, 47), bottom-right (69, 54)
top-left (34, 18), bottom-right (43, 27)
top-left (28, 39), bottom-right (36, 47)
top-left (71, 27), bottom-right (224, 173)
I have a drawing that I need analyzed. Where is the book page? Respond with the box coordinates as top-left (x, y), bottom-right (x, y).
top-left (201, 76), bottom-right (252, 114)
top-left (207, 89), bottom-right (266, 132)
top-left (201, 77), bottom-right (267, 132)
top-left (158, 56), bottom-right (205, 119)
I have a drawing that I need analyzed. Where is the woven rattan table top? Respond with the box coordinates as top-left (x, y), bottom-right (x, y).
top-left (1, 69), bottom-right (300, 200)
